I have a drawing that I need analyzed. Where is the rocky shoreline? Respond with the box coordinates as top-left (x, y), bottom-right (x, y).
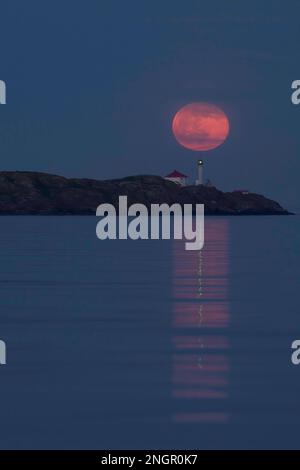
top-left (0, 171), bottom-right (291, 215)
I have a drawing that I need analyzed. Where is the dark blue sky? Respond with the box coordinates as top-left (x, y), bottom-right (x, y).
top-left (0, 0), bottom-right (299, 209)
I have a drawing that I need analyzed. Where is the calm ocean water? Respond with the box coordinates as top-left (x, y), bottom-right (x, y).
top-left (0, 215), bottom-right (299, 449)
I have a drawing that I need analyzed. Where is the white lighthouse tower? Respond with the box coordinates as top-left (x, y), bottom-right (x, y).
top-left (195, 159), bottom-right (204, 185)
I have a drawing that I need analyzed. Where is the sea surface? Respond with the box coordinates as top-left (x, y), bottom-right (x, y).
top-left (0, 215), bottom-right (299, 449)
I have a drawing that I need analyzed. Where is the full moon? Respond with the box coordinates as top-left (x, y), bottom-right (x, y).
top-left (172, 102), bottom-right (230, 151)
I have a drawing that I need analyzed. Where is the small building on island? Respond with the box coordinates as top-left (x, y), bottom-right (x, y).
top-left (164, 169), bottom-right (187, 186)
top-left (233, 189), bottom-right (250, 195)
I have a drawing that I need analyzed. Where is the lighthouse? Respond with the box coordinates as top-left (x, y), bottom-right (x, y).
top-left (195, 159), bottom-right (203, 185)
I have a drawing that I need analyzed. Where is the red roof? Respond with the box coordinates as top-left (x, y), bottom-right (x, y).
top-left (165, 170), bottom-right (187, 178)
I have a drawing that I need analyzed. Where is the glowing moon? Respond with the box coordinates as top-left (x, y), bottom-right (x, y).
top-left (172, 102), bottom-right (230, 151)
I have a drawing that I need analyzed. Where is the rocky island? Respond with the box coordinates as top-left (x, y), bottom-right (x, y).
top-left (0, 171), bottom-right (290, 215)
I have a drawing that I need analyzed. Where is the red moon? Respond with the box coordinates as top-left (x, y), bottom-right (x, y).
top-left (172, 102), bottom-right (230, 151)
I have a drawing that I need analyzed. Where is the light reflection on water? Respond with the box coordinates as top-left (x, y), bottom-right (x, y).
top-left (172, 219), bottom-right (230, 423)
top-left (0, 216), bottom-right (300, 448)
